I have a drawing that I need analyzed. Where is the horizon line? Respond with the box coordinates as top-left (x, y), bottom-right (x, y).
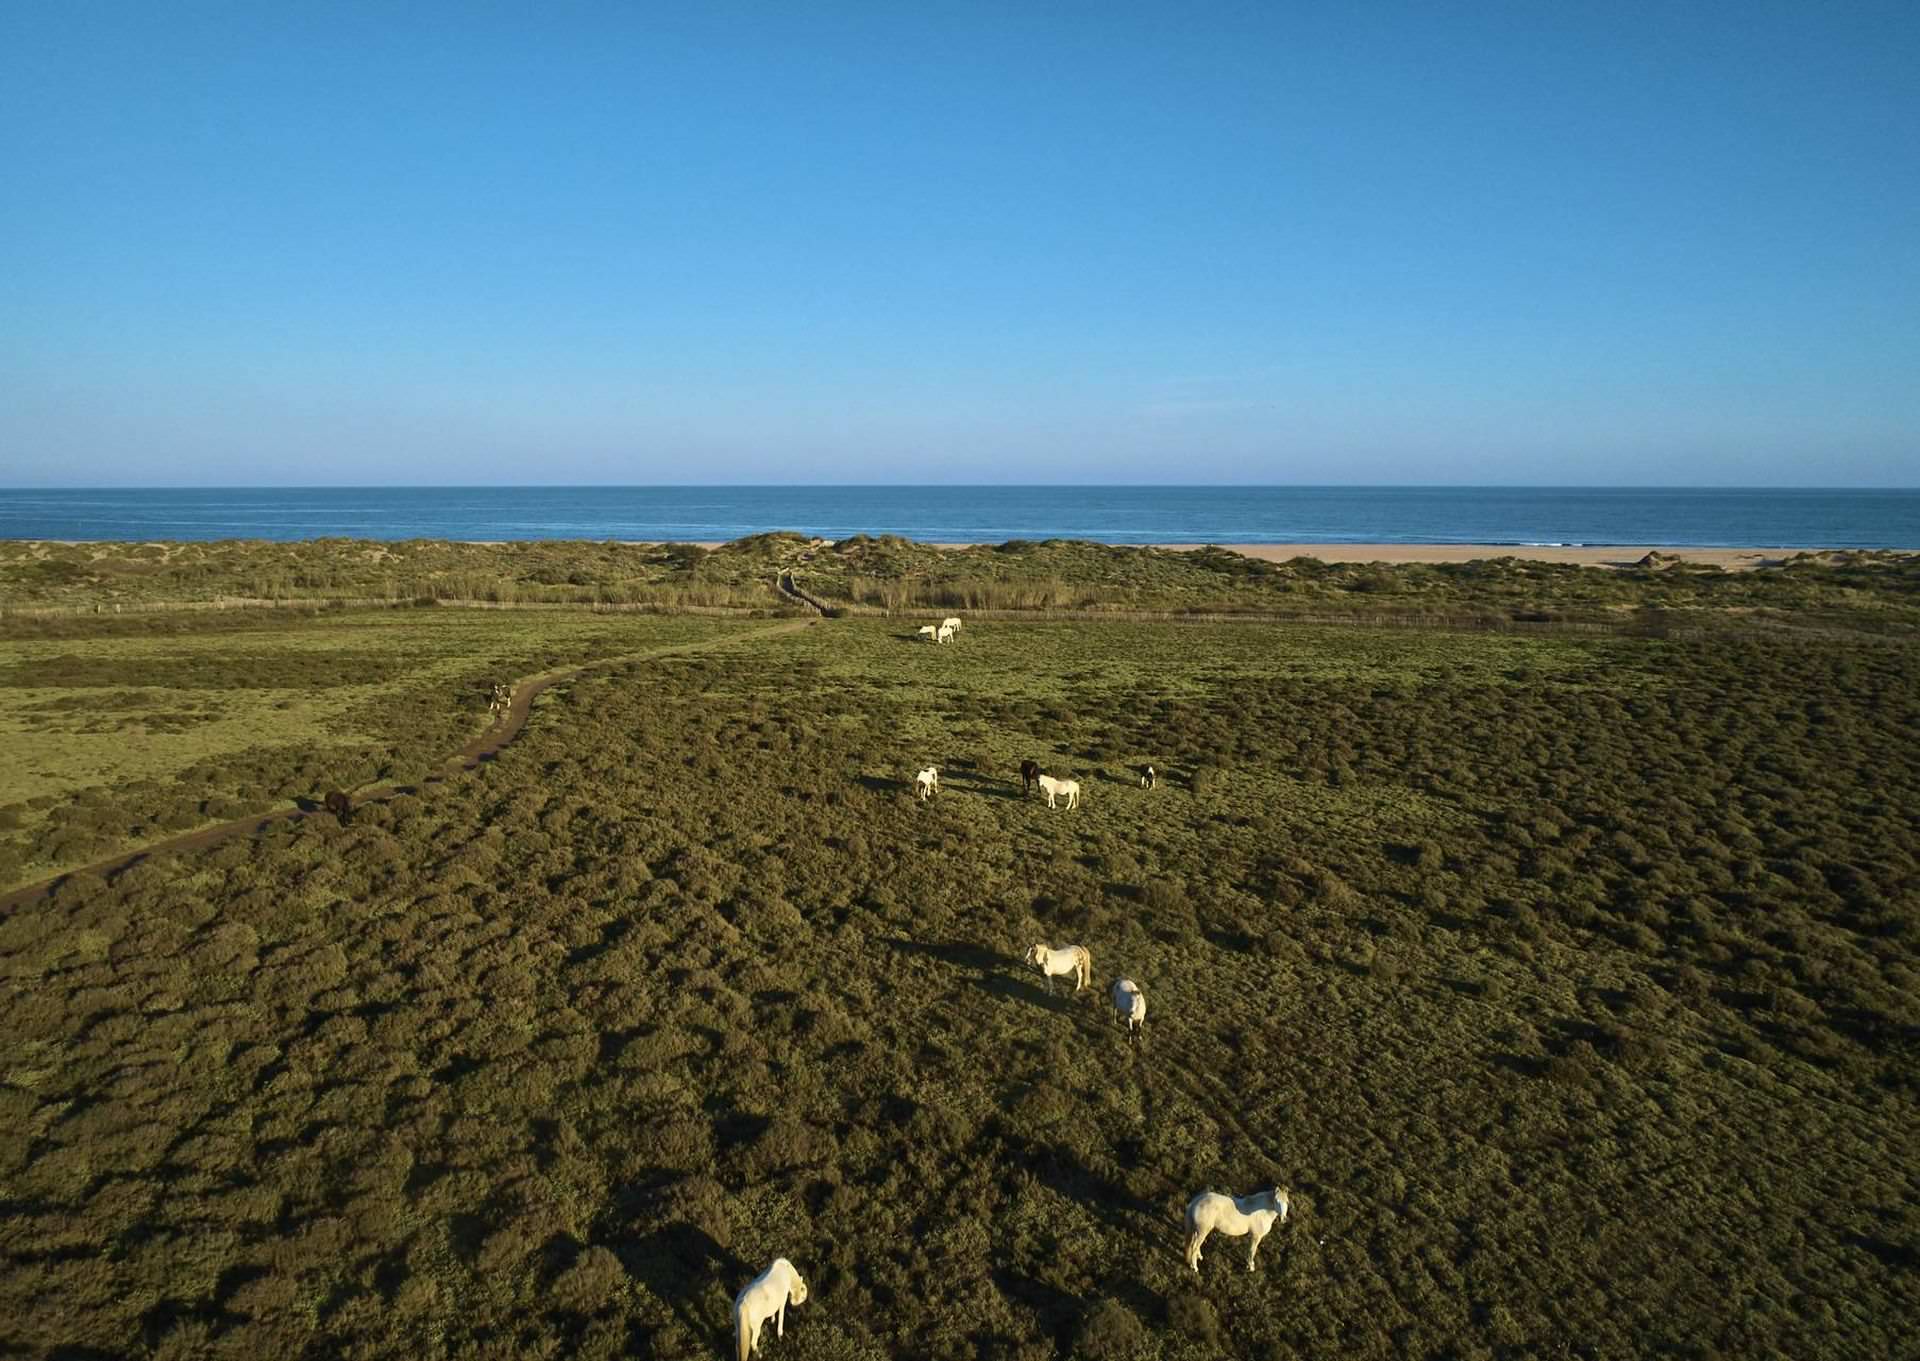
top-left (6, 483), bottom-right (1919, 494)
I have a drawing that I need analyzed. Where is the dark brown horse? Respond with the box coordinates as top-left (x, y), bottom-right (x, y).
top-left (1020, 759), bottom-right (1041, 796)
top-left (323, 790), bottom-right (353, 824)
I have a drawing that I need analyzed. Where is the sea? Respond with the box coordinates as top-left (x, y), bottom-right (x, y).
top-left (1, 486), bottom-right (1916, 548)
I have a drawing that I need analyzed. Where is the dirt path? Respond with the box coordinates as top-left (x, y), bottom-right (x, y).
top-left (0, 617), bottom-right (819, 913)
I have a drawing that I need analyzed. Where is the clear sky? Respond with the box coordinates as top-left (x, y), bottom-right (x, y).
top-left (3, 1), bottom-right (1916, 487)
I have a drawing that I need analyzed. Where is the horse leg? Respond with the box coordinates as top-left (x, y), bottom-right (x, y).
top-left (1186, 1225), bottom-right (1209, 1270)
top-left (1247, 1224), bottom-right (1268, 1270)
top-left (777, 1296), bottom-right (786, 1338)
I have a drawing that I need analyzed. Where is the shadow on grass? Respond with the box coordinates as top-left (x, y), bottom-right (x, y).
top-left (620, 1223), bottom-right (749, 1354)
top-left (991, 1267), bottom-right (1084, 1353)
top-left (883, 937), bottom-right (1005, 972)
top-left (936, 771), bottom-right (1026, 800)
top-left (880, 937), bottom-right (1084, 1015)
top-left (879, 940), bottom-right (1082, 1013)
top-left (977, 972), bottom-right (1085, 1014)
top-left (1001, 1130), bottom-right (1159, 1230)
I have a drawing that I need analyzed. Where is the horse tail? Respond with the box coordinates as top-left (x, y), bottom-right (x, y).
top-left (735, 1300), bottom-right (751, 1361)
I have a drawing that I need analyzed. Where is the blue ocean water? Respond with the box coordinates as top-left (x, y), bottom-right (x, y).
top-left (0, 486), bottom-right (1915, 548)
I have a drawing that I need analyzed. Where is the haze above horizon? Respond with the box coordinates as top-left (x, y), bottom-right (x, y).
top-left (4, 2), bottom-right (1916, 489)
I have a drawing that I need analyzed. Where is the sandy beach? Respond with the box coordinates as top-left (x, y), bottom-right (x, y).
top-left (671, 540), bottom-right (1832, 570)
top-left (1144, 543), bottom-right (1814, 571)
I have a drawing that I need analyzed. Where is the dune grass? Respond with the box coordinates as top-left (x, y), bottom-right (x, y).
top-left (1, 612), bottom-right (1914, 1358)
top-left (5, 533), bottom-right (1920, 633)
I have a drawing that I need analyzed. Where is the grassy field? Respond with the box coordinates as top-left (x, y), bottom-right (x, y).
top-left (2, 613), bottom-right (1916, 1358)
top-left (0, 610), bottom-right (770, 891)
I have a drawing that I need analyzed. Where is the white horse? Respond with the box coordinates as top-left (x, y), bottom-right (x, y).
top-left (941, 616), bottom-right (962, 633)
top-left (936, 622), bottom-right (955, 644)
top-left (735, 1258), bottom-right (808, 1361)
top-left (1110, 978), bottom-right (1146, 1039)
top-left (1024, 943), bottom-right (1090, 993)
top-left (1184, 1188), bottom-right (1290, 1272)
top-left (1036, 774), bottom-right (1080, 810)
top-left (917, 624), bottom-right (939, 642)
top-left (914, 766), bottom-right (939, 800)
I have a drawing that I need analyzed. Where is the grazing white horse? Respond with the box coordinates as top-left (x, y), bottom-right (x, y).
top-left (1185, 1188), bottom-right (1290, 1272)
top-left (1110, 978), bottom-right (1146, 1039)
top-left (1024, 943), bottom-right (1091, 993)
top-left (941, 616), bottom-right (962, 633)
top-left (1036, 774), bottom-right (1080, 810)
top-left (914, 766), bottom-right (939, 800)
top-left (917, 624), bottom-right (939, 642)
top-left (735, 1258), bottom-right (808, 1361)
top-left (936, 622), bottom-right (955, 644)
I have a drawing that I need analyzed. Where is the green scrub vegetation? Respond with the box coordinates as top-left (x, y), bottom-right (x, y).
top-left (1, 609), bottom-right (1914, 1358)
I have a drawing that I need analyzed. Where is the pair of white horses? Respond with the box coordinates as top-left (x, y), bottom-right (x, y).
top-left (911, 767), bottom-right (1079, 810)
top-left (733, 1188), bottom-right (1285, 1358)
top-left (915, 615), bottom-right (962, 643)
top-left (1024, 945), bottom-right (1144, 1039)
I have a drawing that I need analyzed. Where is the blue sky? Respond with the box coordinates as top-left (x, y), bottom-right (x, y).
top-left (2, 1), bottom-right (1916, 486)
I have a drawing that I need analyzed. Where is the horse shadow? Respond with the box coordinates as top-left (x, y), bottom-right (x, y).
top-left (934, 771), bottom-right (1024, 800)
top-left (883, 937), bottom-right (1005, 972)
top-left (990, 1268), bottom-right (1084, 1354)
top-left (855, 774), bottom-right (908, 796)
top-left (976, 971), bottom-right (1085, 1015)
top-left (618, 1223), bottom-right (748, 1351)
top-left (1004, 1132), bottom-right (1159, 1231)
top-left (881, 939), bottom-right (1080, 1015)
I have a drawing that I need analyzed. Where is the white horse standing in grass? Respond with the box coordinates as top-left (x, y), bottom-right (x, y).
top-left (936, 622), bottom-right (956, 644)
top-left (1110, 978), bottom-right (1146, 1039)
top-left (941, 616), bottom-right (962, 633)
top-left (1024, 943), bottom-right (1091, 993)
top-left (735, 1258), bottom-right (808, 1361)
top-left (1185, 1188), bottom-right (1290, 1272)
top-left (914, 766), bottom-right (939, 800)
top-left (917, 624), bottom-right (939, 642)
top-left (1036, 774), bottom-right (1081, 810)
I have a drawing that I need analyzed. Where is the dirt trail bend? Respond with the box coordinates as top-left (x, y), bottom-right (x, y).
top-left (0, 616), bottom-right (818, 913)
